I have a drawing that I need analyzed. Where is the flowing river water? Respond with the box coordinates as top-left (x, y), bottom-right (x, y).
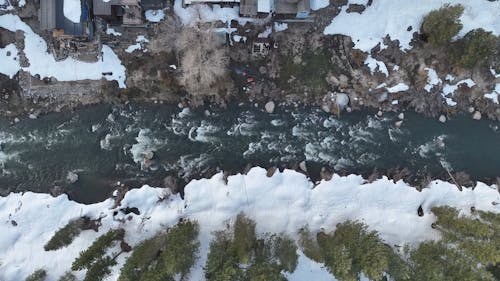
top-left (1, 103), bottom-right (499, 203)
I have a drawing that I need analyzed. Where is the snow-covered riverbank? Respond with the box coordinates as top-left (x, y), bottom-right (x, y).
top-left (1, 167), bottom-right (498, 280)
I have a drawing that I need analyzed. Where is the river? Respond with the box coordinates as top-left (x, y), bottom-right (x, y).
top-left (0, 103), bottom-right (499, 203)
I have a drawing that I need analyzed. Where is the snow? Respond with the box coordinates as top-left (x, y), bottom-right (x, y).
top-left (258, 26), bottom-right (272, 38)
top-left (424, 68), bottom-right (442, 92)
top-left (484, 83), bottom-right (500, 104)
top-left (491, 68), bottom-right (500, 79)
top-left (0, 167), bottom-right (499, 281)
top-left (0, 14), bottom-right (126, 88)
top-left (445, 74), bottom-right (456, 82)
top-left (274, 22), bottom-right (288, 32)
top-left (233, 34), bottom-right (247, 43)
top-left (310, 0), bottom-right (330, 11)
top-left (145, 9), bottom-right (165, 22)
top-left (386, 82), bottom-right (409, 93)
top-left (106, 27), bottom-right (122, 36)
top-left (125, 35), bottom-right (149, 53)
top-left (0, 43), bottom-right (20, 78)
top-left (324, 0), bottom-right (500, 52)
top-left (174, 0), bottom-right (253, 26)
top-left (364, 55), bottom-right (388, 76)
top-left (441, 79), bottom-right (476, 106)
top-left (64, 0), bottom-right (81, 23)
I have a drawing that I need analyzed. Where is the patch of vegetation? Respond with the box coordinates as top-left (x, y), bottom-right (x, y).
top-left (118, 220), bottom-right (200, 281)
top-left (72, 229), bottom-right (125, 281)
top-left (57, 271), bottom-right (77, 281)
top-left (205, 213), bottom-right (298, 281)
top-left (451, 29), bottom-right (498, 68)
top-left (44, 217), bottom-right (91, 251)
top-left (300, 222), bottom-right (409, 281)
top-left (422, 4), bottom-right (464, 46)
top-left (25, 269), bottom-right (46, 281)
top-left (277, 49), bottom-right (331, 95)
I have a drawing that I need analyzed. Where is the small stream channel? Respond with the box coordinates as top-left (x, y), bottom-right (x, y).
top-left (1, 103), bottom-right (499, 203)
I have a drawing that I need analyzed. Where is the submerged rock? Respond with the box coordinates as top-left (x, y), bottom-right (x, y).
top-left (395, 120), bottom-right (403, 128)
top-left (66, 171), bottom-right (78, 184)
top-left (265, 101), bottom-right (275, 113)
top-left (299, 161), bottom-right (307, 173)
top-left (398, 113), bottom-right (404, 120)
top-left (439, 115), bottom-right (446, 123)
top-left (472, 111), bottom-right (482, 120)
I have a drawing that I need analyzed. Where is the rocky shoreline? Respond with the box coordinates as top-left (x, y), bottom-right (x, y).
top-left (1, 1), bottom-right (499, 122)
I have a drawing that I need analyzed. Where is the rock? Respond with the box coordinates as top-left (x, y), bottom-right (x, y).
top-left (14, 117), bottom-right (20, 123)
top-left (144, 151), bottom-right (154, 160)
top-left (321, 104), bottom-right (331, 112)
top-left (265, 101), bottom-right (275, 113)
top-left (204, 110), bottom-right (211, 116)
top-left (11, 220), bottom-right (17, 226)
top-left (28, 114), bottom-right (37, 119)
top-left (438, 115), bottom-right (446, 123)
top-left (339, 74), bottom-right (349, 88)
top-left (335, 93), bottom-right (349, 109)
top-left (163, 176), bottom-right (179, 194)
top-left (320, 167), bottom-right (333, 181)
top-left (66, 171), bottom-right (78, 184)
top-left (395, 120), bottom-right (403, 128)
top-left (377, 110), bottom-right (383, 117)
top-left (468, 106), bottom-right (475, 113)
top-left (472, 111), bottom-right (481, 120)
top-left (299, 161), bottom-right (307, 173)
top-left (326, 74), bottom-right (340, 86)
top-left (266, 166), bottom-right (277, 177)
top-left (120, 241), bottom-right (132, 252)
top-left (398, 113), bottom-right (404, 120)
top-left (417, 205), bottom-right (424, 217)
top-left (346, 107), bottom-right (352, 112)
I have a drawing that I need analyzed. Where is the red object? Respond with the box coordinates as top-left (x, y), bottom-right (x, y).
top-left (246, 77), bottom-right (255, 83)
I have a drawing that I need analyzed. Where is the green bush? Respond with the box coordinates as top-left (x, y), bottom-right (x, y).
top-left (159, 220), bottom-right (200, 279)
top-left (83, 256), bottom-right (117, 281)
top-left (298, 228), bottom-right (324, 263)
top-left (451, 29), bottom-right (497, 67)
top-left (422, 4), bottom-right (464, 46)
top-left (118, 234), bottom-right (165, 281)
top-left (25, 269), bottom-right (46, 281)
top-left (205, 214), bottom-right (297, 281)
top-left (72, 229), bottom-right (124, 271)
top-left (119, 220), bottom-right (200, 281)
top-left (233, 213), bottom-right (256, 264)
top-left (299, 222), bottom-right (401, 281)
top-left (57, 271), bottom-right (77, 281)
top-left (409, 241), bottom-right (495, 281)
top-left (423, 206), bottom-right (500, 278)
top-left (44, 217), bottom-right (89, 251)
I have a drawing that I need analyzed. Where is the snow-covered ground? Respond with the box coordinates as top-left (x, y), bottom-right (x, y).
top-left (324, 0), bottom-right (500, 52)
top-left (0, 14), bottom-right (126, 87)
top-left (0, 167), bottom-right (498, 281)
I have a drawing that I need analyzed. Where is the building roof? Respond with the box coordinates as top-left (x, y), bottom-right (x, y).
top-left (257, 0), bottom-right (272, 13)
top-left (275, 0), bottom-right (309, 14)
top-left (240, 0), bottom-right (257, 16)
top-left (93, 0), bottom-right (140, 16)
top-left (141, 0), bottom-right (165, 9)
top-left (39, 0), bottom-right (57, 30)
top-left (56, 0), bottom-right (84, 35)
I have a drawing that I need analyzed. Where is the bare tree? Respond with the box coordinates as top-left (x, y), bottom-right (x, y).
top-left (175, 27), bottom-right (229, 96)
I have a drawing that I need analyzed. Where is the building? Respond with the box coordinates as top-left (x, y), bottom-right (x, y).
top-left (39, 0), bottom-right (93, 38)
top-left (93, 0), bottom-right (143, 25)
top-left (141, 0), bottom-right (166, 10)
top-left (275, 0), bottom-right (310, 18)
